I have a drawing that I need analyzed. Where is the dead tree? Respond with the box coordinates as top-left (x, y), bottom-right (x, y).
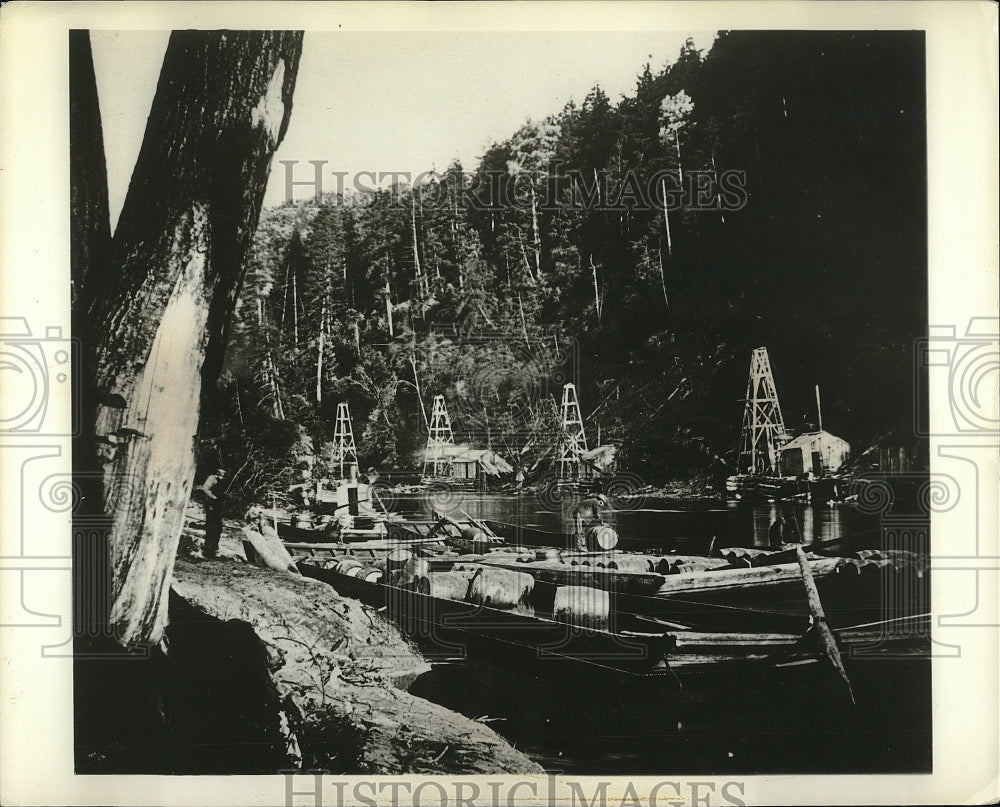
top-left (72, 30), bottom-right (304, 646)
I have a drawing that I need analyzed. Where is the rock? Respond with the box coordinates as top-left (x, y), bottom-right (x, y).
top-left (171, 558), bottom-right (542, 774)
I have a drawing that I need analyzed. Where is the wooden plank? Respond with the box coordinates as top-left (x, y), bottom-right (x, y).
top-left (653, 558), bottom-right (843, 595)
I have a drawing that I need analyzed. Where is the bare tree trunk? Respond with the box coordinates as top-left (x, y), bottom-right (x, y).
top-left (410, 355), bottom-right (429, 428)
top-left (661, 178), bottom-right (674, 256)
top-left (411, 188), bottom-right (426, 296)
top-left (517, 236), bottom-right (534, 282)
top-left (280, 257), bottom-right (291, 333)
top-left (384, 276), bottom-right (394, 337)
top-left (529, 184), bottom-right (542, 277)
top-left (657, 246), bottom-right (671, 313)
top-left (79, 30), bottom-right (303, 646)
top-left (589, 255), bottom-right (602, 323)
top-left (316, 302), bottom-right (325, 403)
top-left (292, 263), bottom-right (299, 350)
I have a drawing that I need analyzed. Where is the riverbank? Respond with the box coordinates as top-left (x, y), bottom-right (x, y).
top-left (74, 507), bottom-right (543, 775)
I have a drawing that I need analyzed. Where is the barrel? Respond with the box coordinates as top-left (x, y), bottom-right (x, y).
top-left (402, 555), bottom-right (430, 581)
top-left (392, 555), bottom-right (429, 587)
top-left (656, 557), bottom-right (679, 574)
top-left (386, 548), bottom-right (411, 572)
top-left (467, 568), bottom-right (534, 610)
top-left (672, 559), bottom-right (718, 575)
top-left (413, 569), bottom-right (477, 600)
top-left (586, 525), bottom-right (618, 551)
top-left (607, 555), bottom-right (654, 573)
top-left (335, 558), bottom-right (363, 576)
top-left (552, 585), bottom-right (610, 631)
top-left (536, 548), bottom-right (561, 562)
top-left (362, 568), bottom-right (384, 583)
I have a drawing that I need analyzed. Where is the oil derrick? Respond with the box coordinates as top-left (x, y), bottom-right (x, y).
top-left (738, 347), bottom-right (790, 475)
top-left (331, 402), bottom-right (358, 479)
top-left (558, 383), bottom-right (589, 481)
top-left (423, 395), bottom-right (455, 479)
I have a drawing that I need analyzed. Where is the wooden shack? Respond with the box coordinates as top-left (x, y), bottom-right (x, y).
top-left (779, 430), bottom-right (850, 476)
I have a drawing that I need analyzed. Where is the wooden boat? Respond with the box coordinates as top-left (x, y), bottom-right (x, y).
top-left (277, 519), bottom-right (419, 544)
top-left (296, 555), bottom-right (929, 682)
top-left (284, 521), bottom-right (928, 628)
top-left (434, 547), bottom-right (928, 634)
top-left (725, 473), bottom-right (848, 504)
top-left (283, 536), bottom-right (446, 563)
top-left (298, 560), bottom-right (674, 675)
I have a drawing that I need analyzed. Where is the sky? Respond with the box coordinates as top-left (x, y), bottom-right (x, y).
top-left (90, 29), bottom-right (717, 230)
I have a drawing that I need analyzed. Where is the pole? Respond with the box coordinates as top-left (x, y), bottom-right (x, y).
top-left (795, 547), bottom-right (854, 706)
top-left (815, 384), bottom-right (823, 431)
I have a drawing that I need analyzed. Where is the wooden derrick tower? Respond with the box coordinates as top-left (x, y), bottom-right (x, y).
top-left (737, 347), bottom-right (790, 475)
top-left (331, 401), bottom-right (358, 479)
top-left (558, 383), bottom-right (589, 481)
top-left (423, 395), bottom-right (455, 479)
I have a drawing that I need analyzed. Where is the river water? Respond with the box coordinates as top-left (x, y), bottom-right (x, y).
top-left (386, 493), bottom-right (929, 775)
top-left (389, 491), bottom-right (883, 550)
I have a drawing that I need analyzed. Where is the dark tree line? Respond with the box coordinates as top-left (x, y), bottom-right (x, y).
top-left (207, 31), bottom-right (927, 503)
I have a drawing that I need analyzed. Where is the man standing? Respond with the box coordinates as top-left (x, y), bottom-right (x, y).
top-left (768, 513), bottom-right (786, 549)
top-left (572, 481), bottom-right (610, 552)
top-left (201, 467), bottom-right (228, 559)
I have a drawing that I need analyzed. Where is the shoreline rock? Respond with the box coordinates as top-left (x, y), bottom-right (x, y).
top-left (169, 555), bottom-right (543, 774)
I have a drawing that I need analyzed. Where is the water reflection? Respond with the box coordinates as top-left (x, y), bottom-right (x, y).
top-left (393, 493), bottom-right (881, 550)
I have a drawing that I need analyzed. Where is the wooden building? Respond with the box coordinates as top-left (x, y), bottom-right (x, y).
top-left (779, 430), bottom-right (850, 477)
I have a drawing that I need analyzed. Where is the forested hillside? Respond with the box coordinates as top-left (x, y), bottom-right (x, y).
top-left (202, 31), bottom-right (927, 503)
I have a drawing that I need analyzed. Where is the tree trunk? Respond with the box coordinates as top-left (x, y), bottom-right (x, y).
top-left (70, 30), bottom-right (111, 312)
top-left (78, 30), bottom-right (304, 646)
top-left (657, 246), bottom-right (671, 314)
top-left (411, 188), bottom-right (426, 296)
top-left (384, 276), bottom-right (394, 337)
top-left (661, 178), bottom-right (673, 256)
top-left (529, 184), bottom-right (542, 277)
top-left (316, 302), bottom-right (326, 403)
top-left (292, 262), bottom-right (299, 350)
top-left (590, 255), bottom-right (602, 323)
